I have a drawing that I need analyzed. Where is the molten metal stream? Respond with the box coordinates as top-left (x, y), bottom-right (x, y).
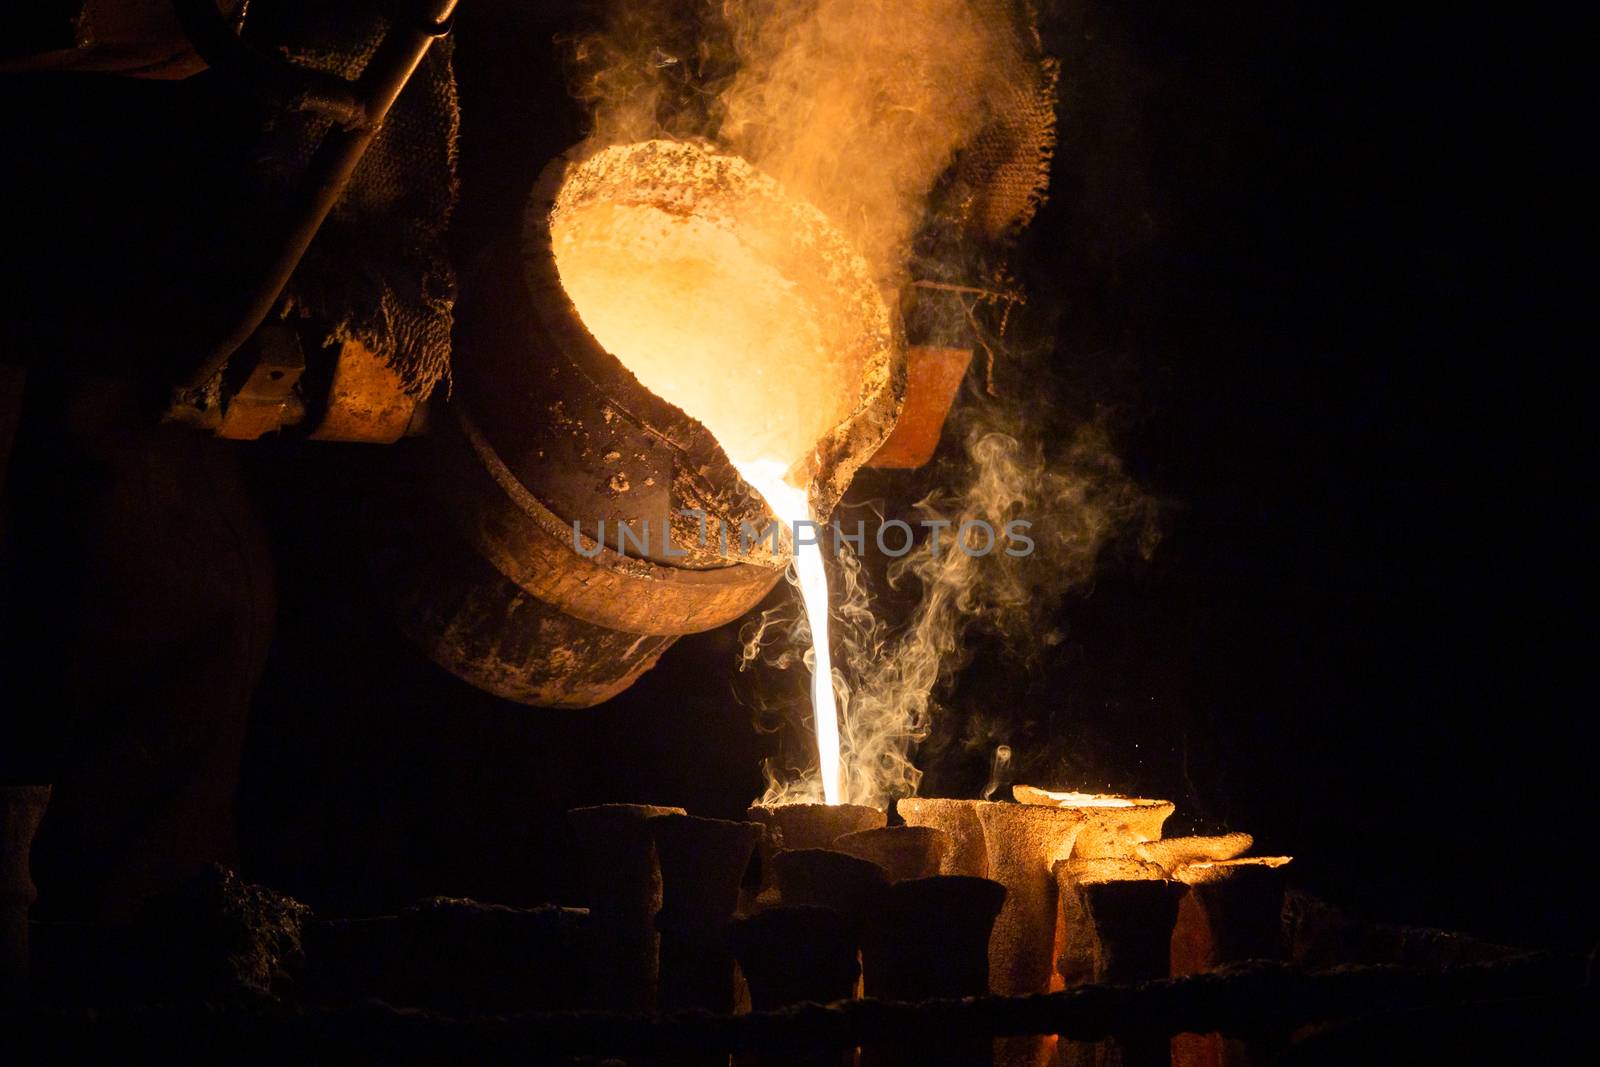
top-left (732, 461), bottom-right (842, 804)
top-left (549, 145), bottom-right (867, 804)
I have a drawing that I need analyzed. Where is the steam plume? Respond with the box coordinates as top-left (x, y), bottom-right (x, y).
top-left (568, 2), bottom-right (1151, 805)
top-left (570, 0), bottom-right (1032, 283)
top-left (983, 743), bottom-right (1013, 800)
top-left (746, 389), bottom-right (1157, 806)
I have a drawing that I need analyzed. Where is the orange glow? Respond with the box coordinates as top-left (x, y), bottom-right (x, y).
top-left (1013, 786), bottom-right (1141, 808)
top-left (551, 141), bottom-right (890, 805)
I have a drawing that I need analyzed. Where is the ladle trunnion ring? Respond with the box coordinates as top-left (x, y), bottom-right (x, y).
top-left (384, 141), bottom-right (905, 708)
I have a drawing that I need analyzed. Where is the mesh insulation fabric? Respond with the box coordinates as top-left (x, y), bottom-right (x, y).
top-left (245, 3), bottom-right (460, 398)
top-left (942, 0), bottom-right (1058, 242)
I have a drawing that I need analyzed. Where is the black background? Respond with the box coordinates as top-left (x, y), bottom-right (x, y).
top-left (8, 2), bottom-right (1590, 953)
top-left (243, 1), bottom-right (1590, 949)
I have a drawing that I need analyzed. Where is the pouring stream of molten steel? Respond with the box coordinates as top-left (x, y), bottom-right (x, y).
top-left (551, 181), bottom-right (855, 804)
top-left (730, 460), bottom-right (842, 804)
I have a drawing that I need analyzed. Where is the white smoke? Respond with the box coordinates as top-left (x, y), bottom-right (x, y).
top-left (568, 2), bottom-right (1154, 806)
top-left (570, 0), bottom-right (1033, 283)
top-left (745, 392), bottom-right (1157, 806)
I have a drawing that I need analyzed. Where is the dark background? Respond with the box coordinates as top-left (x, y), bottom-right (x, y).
top-left (6, 2), bottom-right (1588, 953)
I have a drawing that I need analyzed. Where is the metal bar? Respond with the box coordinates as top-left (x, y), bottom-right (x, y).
top-left (173, 0), bottom-right (459, 394)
